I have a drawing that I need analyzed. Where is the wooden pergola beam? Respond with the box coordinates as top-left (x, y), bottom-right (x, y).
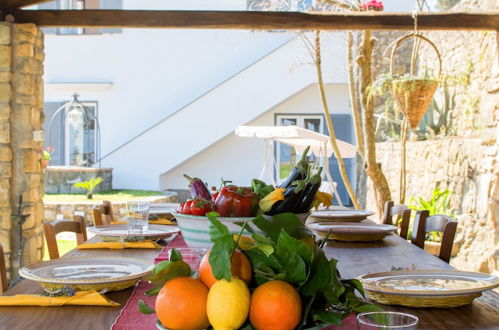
top-left (9, 10), bottom-right (499, 31)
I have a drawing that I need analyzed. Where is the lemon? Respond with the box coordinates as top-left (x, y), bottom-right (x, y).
top-left (207, 278), bottom-right (250, 330)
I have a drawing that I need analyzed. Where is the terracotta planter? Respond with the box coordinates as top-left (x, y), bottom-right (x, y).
top-left (41, 159), bottom-right (49, 169)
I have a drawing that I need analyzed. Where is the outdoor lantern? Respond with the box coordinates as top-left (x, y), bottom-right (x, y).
top-left (47, 92), bottom-right (102, 167)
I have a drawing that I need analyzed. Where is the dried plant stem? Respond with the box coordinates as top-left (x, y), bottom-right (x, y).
top-left (357, 30), bottom-right (392, 218)
top-left (315, 31), bottom-right (360, 209)
top-left (347, 31), bottom-right (365, 158)
top-left (399, 118), bottom-right (408, 204)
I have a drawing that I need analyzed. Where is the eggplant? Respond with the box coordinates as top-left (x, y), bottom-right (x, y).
top-left (279, 146), bottom-right (310, 189)
top-left (266, 179), bottom-right (307, 215)
top-left (183, 174), bottom-right (212, 200)
top-left (295, 167), bottom-right (323, 213)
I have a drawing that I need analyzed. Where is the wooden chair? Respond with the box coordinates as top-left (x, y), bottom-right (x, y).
top-left (382, 201), bottom-right (411, 239)
top-left (92, 200), bottom-right (114, 226)
top-left (411, 210), bottom-right (458, 263)
top-left (102, 200), bottom-right (115, 222)
top-left (0, 243), bottom-right (7, 293)
top-left (43, 215), bottom-right (88, 260)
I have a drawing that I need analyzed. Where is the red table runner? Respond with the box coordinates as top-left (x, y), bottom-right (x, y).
top-left (111, 234), bottom-right (187, 330)
top-left (111, 234), bottom-right (357, 329)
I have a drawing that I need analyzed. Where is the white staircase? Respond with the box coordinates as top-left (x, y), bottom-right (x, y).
top-left (102, 36), bottom-right (332, 189)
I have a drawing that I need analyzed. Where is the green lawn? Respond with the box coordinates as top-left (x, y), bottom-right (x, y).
top-left (43, 189), bottom-right (165, 203)
top-left (42, 239), bottom-right (77, 261)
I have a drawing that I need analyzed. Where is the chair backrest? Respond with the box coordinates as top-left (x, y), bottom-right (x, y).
top-left (102, 200), bottom-right (115, 222)
top-left (0, 243), bottom-right (7, 293)
top-left (411, 210), bottom-right (458, 263)
top-left (382, 201), bottom-right (411, 239)
top-left (43, 215), bottom-right (88, 260)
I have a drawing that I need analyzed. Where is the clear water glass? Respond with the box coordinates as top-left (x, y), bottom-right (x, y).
top-left (127, 201), bottom-right (150, 235)
top-left (168, 248), bottom-right (207, 275)
top-left (357, 311), bottom-right (419, 330)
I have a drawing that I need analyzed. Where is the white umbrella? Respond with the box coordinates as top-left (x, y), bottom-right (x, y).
top-left (235, 125), bottom-right (358, 206)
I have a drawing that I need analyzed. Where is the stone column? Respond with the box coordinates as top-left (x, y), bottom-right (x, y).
top-left (0, 22), bottom-right (45, 280)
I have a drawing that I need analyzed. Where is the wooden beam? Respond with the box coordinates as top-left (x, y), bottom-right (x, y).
top-left (10, 10), bottom-right (499, 31)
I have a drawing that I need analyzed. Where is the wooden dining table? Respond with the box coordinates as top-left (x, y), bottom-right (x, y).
top-left (0, 233), bottom-right (498, 330)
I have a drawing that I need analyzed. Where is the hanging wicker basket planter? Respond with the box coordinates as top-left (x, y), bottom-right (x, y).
top-left (390, 34), bottom-right (442, 129)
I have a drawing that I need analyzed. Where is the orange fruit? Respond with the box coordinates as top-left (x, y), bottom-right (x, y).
top-left (155, 276), bottom-right (210, 330)
top-left (249, 280), bottom-right (302, 330)
top-left (199, 250), bottom-right (252, 288)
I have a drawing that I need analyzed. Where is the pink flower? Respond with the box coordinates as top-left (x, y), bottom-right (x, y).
top-left (362, 0), bottom-right (384, 11)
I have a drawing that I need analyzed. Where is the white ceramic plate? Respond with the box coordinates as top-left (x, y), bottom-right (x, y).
top-left (88, 224), bottom-right (179, 239)
top-left (308, 222), bottom-right (396, 241)
top-left (310, 210), bottom-right (375, 222)
top-left (359, 270), bottom-right (499, 296)
top-left (20, 256), bottom-right (153, 285)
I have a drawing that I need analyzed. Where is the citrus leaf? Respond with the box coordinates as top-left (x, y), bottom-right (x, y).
top-left (138, 300), bottom-right (155, 314)
top-left (354, 303), bottom-right (383, 313)
top-left (207, 212), bottom-right (229, 242)
top-left (145, 260), bottom-right (191, 286)
top-left (145, 287), bottom-right (161, 296)
top-left (312, 310), bottom-right (342, 325)
top-left (169, 249), bottom-right (183, 262)
top-left (209, 235), bottom-right (234, 281)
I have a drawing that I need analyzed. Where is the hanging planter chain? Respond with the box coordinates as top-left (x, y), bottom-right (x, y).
top-left (389, 33), bottom-right (442, 129)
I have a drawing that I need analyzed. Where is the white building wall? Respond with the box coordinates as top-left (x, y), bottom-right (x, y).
top-left (41, 0), bottom-right (417, 191)
top-left (160, 83), bottom-right (351, 190)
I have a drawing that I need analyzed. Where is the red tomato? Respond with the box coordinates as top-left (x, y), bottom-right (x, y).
top-left (180, 200), bottom-right (194, 214)
top-left (190, 199), bottom-right (213, 216)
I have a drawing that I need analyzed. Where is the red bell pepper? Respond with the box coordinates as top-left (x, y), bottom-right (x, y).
top-left (214, 185), bottom-right (258, 217)
top-left (190, 199), bottom-right (213, 216)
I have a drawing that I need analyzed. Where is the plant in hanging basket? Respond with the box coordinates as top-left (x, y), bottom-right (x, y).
top-left (389, 34), bottom-right (442, 129)
top-left (391, 74), bottom-right (439, 129)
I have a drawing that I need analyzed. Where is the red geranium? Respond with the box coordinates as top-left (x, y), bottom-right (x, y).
top-left (362, 0), bottom-right (384, 11)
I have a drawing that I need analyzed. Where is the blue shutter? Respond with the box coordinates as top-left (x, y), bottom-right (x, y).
top-left (38, 1), bottom-right (57, 34)
top-left (324, 114), bottom-right (356, 206)
top-left (101, 0), bottom-right (122, 34)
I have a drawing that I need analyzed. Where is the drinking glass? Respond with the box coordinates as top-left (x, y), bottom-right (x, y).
top-left (168, 248), bottom-right (207, 275)
top-left (357, 311), bottom-right (419, 330)
top-left (127, 201), bottom-right (150, 235)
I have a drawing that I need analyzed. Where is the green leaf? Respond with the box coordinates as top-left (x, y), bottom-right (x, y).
top-left (252, 233), bottom-right (274, 245)
top-left (300, 249), bottom-right (331, 296)
top-left (256, 244), bottom-right (274, 257)
top-left (253, 213), bottom-right (313, 242)
top-left (138, 300), bottom-right (155, 314)
top-left (343, 278), bottom-right (365, 297)
top-left (244, 247), bottom-right (282, 271)
top-left (168, 249), bottom-right (183, 262)
top-left (145, 287), bottom-right (161, 296)
top-left (145, 260), bottom-right (191, 286)
top-left (354, 303), bottom-right (383, 313)
top-left (277, 230), bottom-right (313, 265)
top-left (312, 310), bottom-right (343, 325)
top-left (209, 235), bottom-right (234, 281)
top-left (207, 212), bottom-right (229, 242)
top-left (274, 249), bottom-right (307, 284)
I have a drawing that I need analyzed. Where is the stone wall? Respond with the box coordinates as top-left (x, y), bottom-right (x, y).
top-left (0, 22), bottom-right (45, 279)
top-left (366, 1), bottom-right (498, 274)
top-left (44, 194), bottom-right (177, 226)
top-left (45, 166), bottom-right (113, 193)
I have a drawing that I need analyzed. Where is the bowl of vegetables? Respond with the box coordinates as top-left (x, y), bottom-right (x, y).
top-left (175, 147), bottom-right (331, 247)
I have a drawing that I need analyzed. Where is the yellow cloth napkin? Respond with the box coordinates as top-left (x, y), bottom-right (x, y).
top-left (77, 240), bottom-right (162, 250)
top-left (0, 290), bottom-right (120, 307)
